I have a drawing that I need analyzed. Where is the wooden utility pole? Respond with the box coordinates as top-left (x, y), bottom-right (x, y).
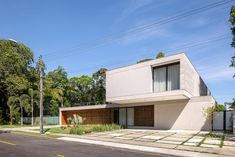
top-left (38, 55), bottom-right (44, 134)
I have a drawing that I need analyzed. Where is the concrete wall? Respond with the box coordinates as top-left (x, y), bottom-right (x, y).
top-left (106, 65), bottom-right (152, 99)
top-left (106, 53), bottom-right (211, 103)
top-left (106, 54), bottom-right (182, 101)
top-left (154, 96), bottom-right (215, 131)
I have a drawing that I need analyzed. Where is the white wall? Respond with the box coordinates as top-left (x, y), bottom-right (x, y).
top-left (106, 53), bottom-right (211, 103)
top-left (106, 65), bottom-right (152, 99)
top-left (154, 96), bottom-right (214, 131)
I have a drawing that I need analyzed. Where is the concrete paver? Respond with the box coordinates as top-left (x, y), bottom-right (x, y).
top-left (157, 140), bottom-right (182, 145)
top-left (163, 137), bottom-right (188, 142)
top-left (203, 139), bottom-right (221, 145)
top-left (141, 135), bottom-right (164, 140)
top-left (223, 140), bottom-right (235, 146)
top-left (200, 144), bottom-right (219, 148)
top-left (187, 138), bottom-right (203, 143)
top-left (183, 142), bottom-right (198, 146)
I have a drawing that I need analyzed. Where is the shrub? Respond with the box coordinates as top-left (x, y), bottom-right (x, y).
top-left (68, 124), bottom-right (122, 135)
top-left (67, 114), bottom-right (86, 127)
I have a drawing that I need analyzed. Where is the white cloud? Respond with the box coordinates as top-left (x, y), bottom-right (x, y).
top-left (115, 0), bottom-right (154, 23)
top-left (198, 65), bottom-right (234, 82)
top-left (118, 26), bottom-right (169, 44)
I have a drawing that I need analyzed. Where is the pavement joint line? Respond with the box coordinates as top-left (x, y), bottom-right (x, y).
top-left (57, 137), bottom-right (218, 157)
top-left (153, 132), bottom-right (177, 143)
top-left (0, 139), bottom-right (16, 146)
top-left (197, 136), bottom-right (207, 147)
top-left (179, 131), bottom-right (200, 146)
top-left (130, 132), bottom-right (157, 141)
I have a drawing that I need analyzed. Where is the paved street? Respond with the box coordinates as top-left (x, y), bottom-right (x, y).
top-left (0, 132), bottom-right (176, 157)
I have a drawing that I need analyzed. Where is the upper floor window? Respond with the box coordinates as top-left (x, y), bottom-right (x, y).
top-left (153, 63), bottom-right (180, 92)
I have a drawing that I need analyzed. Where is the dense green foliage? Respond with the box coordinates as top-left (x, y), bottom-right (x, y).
top-left (156, 52), bottom-right (165, 59)
top-left (137, 52), bottom-right (165, 63)
top-left (48, 124), bottom-right (123, 135)
top-left (229, 6), bottom-right (235, 77)
top-left (229, 6), bottom-right (235, 105)
top-left (214, 104), bottom-right (226, 112)
top-left (0, 40), bottom-right (107, 124)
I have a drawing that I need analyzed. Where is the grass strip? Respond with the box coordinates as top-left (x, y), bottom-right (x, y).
top-left (0, 124), bottom-right (32, 128)
top-left (197, 136), bottom-right (206, 147)
top-left (11, 131), bottom-right (62, 139)
top-left (180, 132), bottom-right (200, 145)
top-left (219, 134), bottom-right (225, 148)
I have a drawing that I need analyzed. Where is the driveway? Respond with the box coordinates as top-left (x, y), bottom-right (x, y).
top-left (0, 132), bottom-right (174, 157)
top-left (58, 129), bottom-right (235, 156)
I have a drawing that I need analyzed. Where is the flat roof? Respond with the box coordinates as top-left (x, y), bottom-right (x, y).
top-left (59, 104), bottom-right (118, 112)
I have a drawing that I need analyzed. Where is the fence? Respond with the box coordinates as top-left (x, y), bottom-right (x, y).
top-left (23, 116), bottom-right (59, 125)
top-left (212, 110), bottom-right (233, 131)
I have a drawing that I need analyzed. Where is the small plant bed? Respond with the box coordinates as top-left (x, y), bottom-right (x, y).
top-left (47, 124), bottom-right (123, 135)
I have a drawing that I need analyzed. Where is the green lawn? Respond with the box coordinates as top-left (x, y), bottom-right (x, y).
top-left (47, 124), bottom-right (123, 135)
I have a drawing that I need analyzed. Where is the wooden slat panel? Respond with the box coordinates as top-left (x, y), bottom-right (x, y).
top-left (134, 105), bottom-right (154, 126)
top-left (62, 108), bottom-right (114, 125)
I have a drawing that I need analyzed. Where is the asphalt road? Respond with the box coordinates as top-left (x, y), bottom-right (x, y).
top-left (0, 131), bottom-right (177, 157)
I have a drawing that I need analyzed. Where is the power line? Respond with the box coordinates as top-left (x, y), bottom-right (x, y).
top-left (42, 0), bottom-right (233, 61)
top-left (66, 33), bottom-right (230, 75)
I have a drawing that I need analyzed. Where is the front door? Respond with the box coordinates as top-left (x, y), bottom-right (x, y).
top-left (114, 109), bottom-right (119, 124)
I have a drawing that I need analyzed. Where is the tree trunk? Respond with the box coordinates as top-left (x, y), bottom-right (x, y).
top-left (61, 98), bottom-right (64, 108)
top-left (31, 96), bottom-right (34, 126)
top-left (10, 109), bottom-right (12, 125)
top-left (21, 106), bottom-right (23, 126)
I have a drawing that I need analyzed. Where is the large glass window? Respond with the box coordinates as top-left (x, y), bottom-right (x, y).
top-left (153, 63), bottom-right (180, 92)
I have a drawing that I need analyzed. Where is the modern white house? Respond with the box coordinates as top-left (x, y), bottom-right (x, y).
top-left (60, 53), bottom-right (216, 131)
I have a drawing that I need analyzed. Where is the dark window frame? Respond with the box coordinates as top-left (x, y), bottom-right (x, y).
top-left (152, 62), bottom-right (180, 92)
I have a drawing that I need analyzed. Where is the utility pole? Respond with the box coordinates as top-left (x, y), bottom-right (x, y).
top-left (38, 55), bottom-right (44, 134)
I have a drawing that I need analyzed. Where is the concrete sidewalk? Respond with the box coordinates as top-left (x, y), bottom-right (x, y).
top-left (5, 127), bottom-right (235, 157)
top-left (0, 125), bottom-right (59, 131)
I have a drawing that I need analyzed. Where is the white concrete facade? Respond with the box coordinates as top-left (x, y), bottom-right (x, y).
top-left (106, 53), bottom-right (212, 103)
top-left (105, 53), bottom-right (216, 131)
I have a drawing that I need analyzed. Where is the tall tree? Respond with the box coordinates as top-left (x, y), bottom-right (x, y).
top-left (92, 68), bottom-right (107, 104)
top-left (28, 88), bottom-right (39, 125)
top-left (0, 40), bottom-right (34, 122)
top-left (19, 94), bottom-right (30, 126)
top-left (7, 96), bottom-right (20, 125)
top-left (68, 75), bottom-right (93, 105)
top-left (229, 6), bottom-right (235, 77)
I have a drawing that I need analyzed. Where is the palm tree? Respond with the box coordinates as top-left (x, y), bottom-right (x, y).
top-left (51, 88), bottom-right (64, 107)
top-left (28, 88), bottom-right (39, 125)
top-left (7, 96), bottom-right (20, 125)
top-left (19, 94), bottom-right (30, 126)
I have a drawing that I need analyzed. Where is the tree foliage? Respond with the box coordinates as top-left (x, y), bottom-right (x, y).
top-left (0, 40), bottom-right (34, 123)
top-left (0, 40), bottom-right (108, 123)
top-left (156, 52), bottom-right (165, 59)
top-left (229, 6), bottom-right (235, 77)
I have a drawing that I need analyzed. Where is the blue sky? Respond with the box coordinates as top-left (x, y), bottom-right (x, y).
top-left (0, 0), bottom-right (234, 104)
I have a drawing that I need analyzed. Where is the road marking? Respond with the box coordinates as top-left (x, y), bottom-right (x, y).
top-left (57, 154), bottom-right (65, 157)
top-left (0, 140), bottom-right (16, 146)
